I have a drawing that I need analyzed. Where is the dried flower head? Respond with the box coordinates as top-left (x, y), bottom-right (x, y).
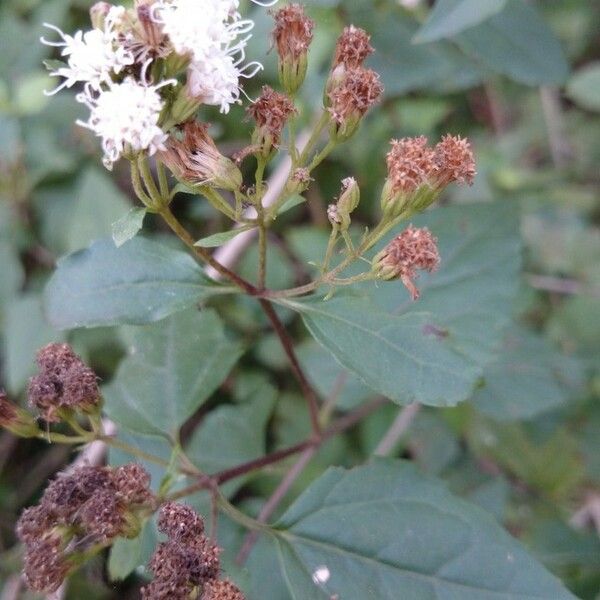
top-left (433, 134), bottom-right (476, 186)
top-left (333, 25), bottom-right (373, 69)
top-left (114, 463), bottom-right (154, 505)
top-left (247, 85), bottom-right (297, 152)
top-left (158, 501), bottom-right (205, 542)
top-left (78, 489), bottom-right (126, 542)
top-left (202, 578), bottom-right (245, 600)
top-left (386, 136), bottom-right (435, 194)
top-left (373, 226), bottom-right (440, 300)
top-left (328, 67), bottom-right (383, 138)
top-left (0, 391), bottom-right (39, 437)
top-left (160, 121), bottom-right (242, 191)
top-left (27, 343), bottom-right (101, 422)
top-left (272, 4), bottom-right (314, 62)
top-left (22, 535), bottom-right (70, 594)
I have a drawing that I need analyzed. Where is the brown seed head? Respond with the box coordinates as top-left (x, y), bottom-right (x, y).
top-left (160, 122), bottom-right (242, 191)
top-left (247, 86), bottom-right (297, 147)
top-left (386, 136), bottom-right (435, 194)
top-left (433, 134), bottom-right (476, 186)
top-left (141, 575), bottom-right (190, 600)
top-left (78, 489), bottom-right (125, 542)
top-left (373, 226), bottom-right (440, 300)
top-left (158, 502), bottom-right (205, 542)
top-left (328, 67), bottom-right (383, 131)
top-left (272, 3), bottom-right (314, 61)
top-left (202, 578), bottom-right (245, 600)
top-left (17, 505), bottom-right (54, 544)
top-left (28, 343), bottom-right (100, 422)
top-left (333, 25), bottom-right (373, 69)
top-left (113, 463), bottom-right (153, 505)
top-left (22, 535), bottom-right (70, 594)
top-left (185, 536), bottom-right (221, 583)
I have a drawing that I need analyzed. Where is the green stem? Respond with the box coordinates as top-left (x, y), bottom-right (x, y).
top-left (306, 139), bottom-right (336, 171)
top-left (297, 110), bottom-right (330, 165)
top-left (137, 155), bottom-right (162, 207)
top-left (322, 226), bottom-right (339, 274)
top-left (156, 159), bottom-right (170, 200)
top-left (201, 187), bottom-right (237, 221)
top-left (130, 161), bottom-right (154, 207)
top-left (99, 436), bottom-right (172, 469)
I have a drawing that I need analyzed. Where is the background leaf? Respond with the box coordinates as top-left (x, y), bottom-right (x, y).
top-left (112, 207), bottom-right (147, 248)
top-left (103, 309), bottom-right (244, 437)
top-left (249, 460), bottom-right (574, 599)
top-left (44, 236), bottom-right (230, 329)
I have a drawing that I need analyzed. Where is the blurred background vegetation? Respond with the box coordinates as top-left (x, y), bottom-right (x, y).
top-left (0, 0), bottom-right (599, 598)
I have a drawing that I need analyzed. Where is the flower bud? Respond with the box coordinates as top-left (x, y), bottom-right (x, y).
top-left (328, 67), bottom-right (383, 141)
top-left (372, 226), bottom-right (440, 300)
top-left (284, 167), bottom-right (311, 197)
top-left (247, 86), bottom-right (297, 158)
top-left (329, 177), bottom-right (360, 231)
top-left (0, 391), bottom-right (40, 438)
top-left (159, 121), bottom-right (242, 192)
top-left (272, 4), bottom-right (314, 95)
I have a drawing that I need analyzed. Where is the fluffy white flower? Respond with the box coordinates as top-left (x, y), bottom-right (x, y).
top-left (76, 78), bottom-right (172, 169)
top-left (41, 8), bottom-right (133, 94)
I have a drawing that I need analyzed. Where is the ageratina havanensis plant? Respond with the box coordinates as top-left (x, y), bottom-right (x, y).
top-left (6, 1), bottom-right (479, 595)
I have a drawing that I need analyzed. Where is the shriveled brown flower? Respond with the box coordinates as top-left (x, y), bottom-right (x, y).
top-left (141, 575), bottom-right (191, 600)
top-left (27, 343), bottom-right (100, 422)
top-left (159, 121), bottom-right (242, 191)
top-left (78, 489), bottom-right (126, 542)
top-left (114, 463), bottom-right (154, 505)
top-left (433, 134), bottom-right (476, 186)
top-left (247, 85), bottom-right (297, 151)
top-left (328, 67), bottom-right (383, 138)
top-left (386, 137), bottom-right (435, 194)
top-left (272, 4), bottom-right (314, 61)
top-left (373, 226), bottom-right (440, 300)
top-left (22, 535), bottom-right (70, 594)
top-left (202, 578), bottom-right (245, 600)
top-left (333, 25), bottom-right (373, 69)
top-left (158, 502), bottom-right (205, 541)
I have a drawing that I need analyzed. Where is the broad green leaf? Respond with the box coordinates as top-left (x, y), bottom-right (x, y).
top-left (567, 62), bottom-right (600, 112)
top-left (282, 202), bottom-right (521, 407)
top-left (454, 0), bottom-right (569, 85)
top-left (44, 236), bottom-right (231, 329)
top-left (185, 380), bottom-right (276, 496)
top-left (414, 0), bottom-right (507, 43)
top-left (3, 294), bottom-right (64, 394)
top-left (103, 309), bottom-right (244, 437)
top-left (66, 167), bottom-right (131, 252)
top-left (108, 535), bottom-right (144, 582)
top-left (112, 207), bottom-right (147, 248)
top-left (345, 5), bottom-right (484, 95)
top-left (254, 460), bottom-right (574, 599)
top-left (472, 327), bottom-right (583, 420)
top-left (0, 241), bottom-right (23, 312)
top-left (194, 225), bottom-right (253, 248)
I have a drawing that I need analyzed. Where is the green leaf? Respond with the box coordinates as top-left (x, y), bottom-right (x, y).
top-left (3, 294), bottom-right (65, 394)
top-left (185, 380), bottom-right (276, 496)
top-left (103, 309), bottom-right (244, 437)
top-left (454, 0), bottom-right (569, 85)
top-left (472, 327), bottom-right (583, 420)
top-left (0, 241), bottom-right (23, 312)
top-left (276, 194), bottom-right (306, 216)
top-left (194, 225), bottom-right (253, 248)
top-left (112, 207), bottom-right (147, 248)
top-left (254, 460), bottom-right (574, 599)
top-left (44, 236), bottom-right (230, 329)
top-left (567, 62), bottom-right (600, 112)
top-left (414, 0), bottom-right (507, 43)
top-left (108, 535), bottom-right (144, 581)
top-left (66, 167), bottom-right (131, 253)
top-left (282, 202), bottom-right (521, 407)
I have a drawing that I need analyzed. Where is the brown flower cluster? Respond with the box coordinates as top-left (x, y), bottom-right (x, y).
top-left (27, 343), bottom-right (101, 422)
top-left (17, 464), bottom-right (154, 593)
top-left (247, 85), bottom-right (297, 150)
top-left (433, 134), bottom-right (476, 186)
top-left (333, 25), bottom-right (374, 69)
top-left (328, 67), bottom-right (383, 134)
top-left (160, 121), bottom-right (242, 191)
top-left (373, 226), bottom-right (440, 300)
top-left (142, 502), bottom-right (244, 600)
top-left (272, 3), bottom-right (314, 61)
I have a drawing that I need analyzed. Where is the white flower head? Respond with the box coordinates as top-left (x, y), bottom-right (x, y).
top-left (41, 7), bottom-right (134, 94)
top-left (76, 77), bottom-right (172, 169)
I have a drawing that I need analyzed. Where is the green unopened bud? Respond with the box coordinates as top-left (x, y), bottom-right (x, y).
top-left (284, 168), bottom-right (311, 197)
top-left (279, 54), bottom-right (308, 96)
top-left (170, 87), bottom-right (202, 126)
top-left (0, 392), bottom-right (40, 438)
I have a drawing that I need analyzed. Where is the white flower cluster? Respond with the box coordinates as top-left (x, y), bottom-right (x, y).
top-left (41, 0), bottom-right (277, 169)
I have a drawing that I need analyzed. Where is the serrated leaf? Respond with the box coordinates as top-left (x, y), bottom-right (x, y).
top-left (185, 381), bottom-right (276, 496)
top-left (253, 460), bottom-right (574, 599)
top-left (112, 207), bottom-right (147, 248)
top-left (454, 0), bottom-right (569, 85)
top-left (281, 202), bottom-right (521, 407)
top-left (414, 0), bottom-right (507, 43)
top-left (194, 225), bottom-right (253, 248)
top-left (44, 236), bottom-right (231, 329)
top-left (472, 327), bottom-right (583, 420)
top-left (103, 309), bottom-right (244, 437)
